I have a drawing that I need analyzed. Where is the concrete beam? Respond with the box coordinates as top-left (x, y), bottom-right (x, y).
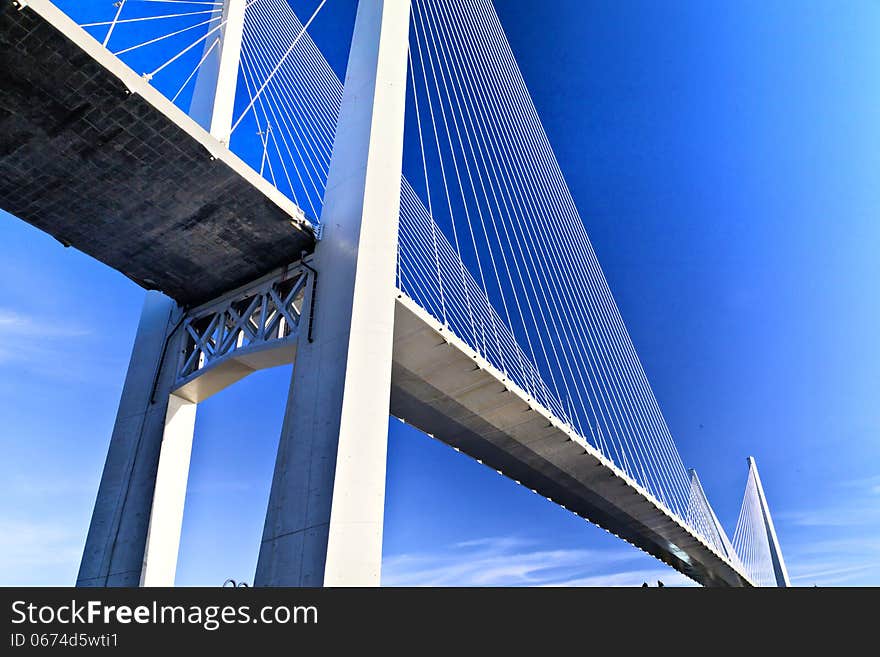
top-left (209, 0), bottom-right (245, 143)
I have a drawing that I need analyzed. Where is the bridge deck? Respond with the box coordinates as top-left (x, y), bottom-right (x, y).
top-left (391, 295), bottom-right (752, 587)
top-left (0, 0), bottom-right (315, 305)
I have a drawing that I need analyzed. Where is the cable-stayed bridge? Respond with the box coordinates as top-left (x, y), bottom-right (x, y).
top-left (0, 0), bottom-right (791, 587)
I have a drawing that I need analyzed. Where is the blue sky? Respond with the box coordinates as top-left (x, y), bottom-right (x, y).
top-left (2, 0), bottom-right (880, 587)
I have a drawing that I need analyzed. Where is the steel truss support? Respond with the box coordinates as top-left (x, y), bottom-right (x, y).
top-left (77, 262), bottom-right (312, 587)
top-left (174, 264), bottom-right (311, 403)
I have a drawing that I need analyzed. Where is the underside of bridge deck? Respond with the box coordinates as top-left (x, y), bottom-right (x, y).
top-left (390, 295), bottom-right (752, 587)
top-left (0, 0), bottom-right (315, 305)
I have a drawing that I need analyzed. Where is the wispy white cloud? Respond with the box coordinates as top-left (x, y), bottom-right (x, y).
top-left (2, 474), bottom-right (96, 499)
top-left (790, 534), bottom-right (880, 558)
top-left (0, 519), bottom-right (82, 585)
top-left (790, 563), bottom-right (874, 585)
top-left (777, 474), bottom-right (880, 529)
top-left (785, 527), bottom-right (880, 585)
top-left (0, 309), bottom-right (91, 339)
top-left (0, 307), bottom-right (114, 383)
top-left (383, 535), bottom-right (694, 587)
top-left (0, 474), bottom-right (96, 585)
top-left (0, 307), bottom-right (92, 372)
top-left (840, 474), bottom-right (880, 496)
top-left (776, 474), bottom-right (880, 586)
top-left (778, 506), bottom-right (880, 528)
top-left (549, 569), bottom-right (694, 587)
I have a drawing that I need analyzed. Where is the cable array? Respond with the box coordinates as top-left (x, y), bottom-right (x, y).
top-left (55, 0), bottom-right (783, 577)
top-left (404, 0), bottom-right (734, 555)
top-left (67, 0), bottom-right (237, 105)
top-left (732, 466), bottom-right (777, 587)
top-left (235, 0), bottom-right (336, 220)
top-left (686, 470), bottom-right (738, 563)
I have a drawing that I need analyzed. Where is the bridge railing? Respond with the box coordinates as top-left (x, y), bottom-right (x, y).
top-left (399, 180), bottom-right (571, 426)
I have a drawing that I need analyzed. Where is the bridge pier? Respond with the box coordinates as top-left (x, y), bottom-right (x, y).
top-left (747, 457), bottom-right (791, 587)
top-left (77, 262), bottom-right (311, 588)
top-left (254, 0), bottom-right (412, 587)
top-left (77, 293), bottom-right (192, 587)
top-left (78, 0), bottom-right (412, 587)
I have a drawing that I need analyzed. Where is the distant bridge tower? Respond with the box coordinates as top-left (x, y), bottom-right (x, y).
top-left (747, 457), bottom-right (791, 587)
top-left (731, 456), bottom-right (792, 587)
top-left (76, 0), bottom-right (412, 587)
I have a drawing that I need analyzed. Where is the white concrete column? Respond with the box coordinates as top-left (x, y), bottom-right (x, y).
top-left (77, 292), bottom-right (188, 586)
top-left (139, 394), bottom-right (198, 586)
top-left (254, 0), bottom-right (411, 587)
top-left (189, 0), bottom-right (245, 142)
top-left (209, 0), bottom-right (245, 143)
